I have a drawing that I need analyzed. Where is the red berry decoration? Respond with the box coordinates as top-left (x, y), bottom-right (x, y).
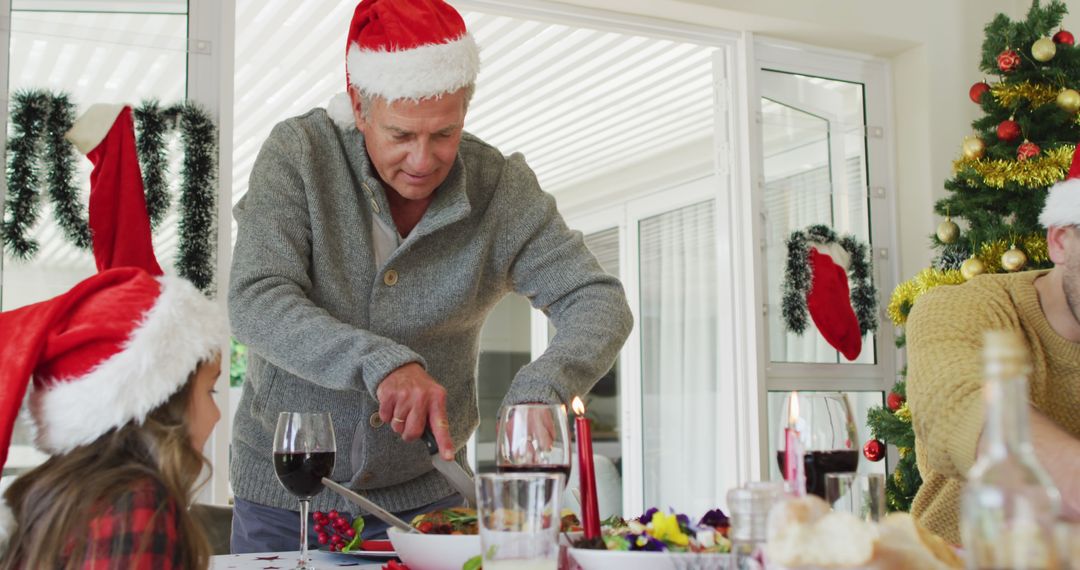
top-left (1054, 29), bottom-right (1075, 46)
top-left (1017, 140), bottom-right (1041, 161)
top-left (997, 118), bottom-right (1021, 142)
top-left (886, 391), bottom-right (905, 412)
top-left (969, 81), bottom-right (991, 104)
top-left (863, 439), bottom-right (885, 462)
top-left (997, 48), bottom-right (1021, 73)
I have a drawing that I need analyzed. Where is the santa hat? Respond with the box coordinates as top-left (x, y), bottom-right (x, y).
top-left (1040, 144), bottom-right (1080, 228)
top-left (325, 0), bottom-right (480, 129)
top-left (0, 105), bottom-right (226, 550)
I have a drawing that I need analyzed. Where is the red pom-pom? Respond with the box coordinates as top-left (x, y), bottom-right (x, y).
top-left (969, 81), bottom-right (990, 104)
top-left (1017, 140), bottom-right (1040, 161)
top-left (863, 439), bottom-right (885, 462)
top-left (1054, 29), bottom-right (1075, 46)
top-left (887, 391), bottom-right (905, 412)
top-left (997, 119), bottom-right (1021, 142)
top-left (997, 49), bottom-right (1021, 72)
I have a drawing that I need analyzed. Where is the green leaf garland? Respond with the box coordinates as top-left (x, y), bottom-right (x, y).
top-left (4, 90), bottom-right (218, 294)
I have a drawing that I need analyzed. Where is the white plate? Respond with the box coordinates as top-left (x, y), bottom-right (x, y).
top-left (387, 526), bottom-right (481, 570)
top-left (569, 547), bottom-right (730, 570)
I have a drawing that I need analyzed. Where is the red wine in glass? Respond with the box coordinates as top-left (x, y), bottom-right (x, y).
top-left (496, 404), bottom-right (572, 488)
top-left (497, 463), bottom-right (572, 481)
top-left (274, 451), bottom-right (336, 498)
top-left (274, 412), bottom-right (336, 570)
top-left (776, 449), bottom-right (860, 499)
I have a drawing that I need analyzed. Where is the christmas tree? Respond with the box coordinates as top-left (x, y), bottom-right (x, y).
top-left (869, 0), bottom-right (1074, 512)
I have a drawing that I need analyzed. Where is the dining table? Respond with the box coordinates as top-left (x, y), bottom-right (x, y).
top-left (210, 550), bottom-right (387, 569)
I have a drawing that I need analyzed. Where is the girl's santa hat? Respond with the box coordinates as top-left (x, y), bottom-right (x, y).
top-left (0, 104), bottom-right (226, 550)
top-left (1041, 144), bottom-right (1080, 228)
top-left (326, 0), bottom-right (480, 129)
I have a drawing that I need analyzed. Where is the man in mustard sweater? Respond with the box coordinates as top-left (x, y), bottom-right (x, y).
top-left (906, 170), bottom-right (1080, 545)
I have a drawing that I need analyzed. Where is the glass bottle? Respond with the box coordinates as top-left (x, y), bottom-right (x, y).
top-left (960, 330), bottom-right (1061, 570)
top-left (727, 482), bottom-right (785, 570)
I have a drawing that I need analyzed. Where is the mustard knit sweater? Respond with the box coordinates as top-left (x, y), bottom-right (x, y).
top-left (907, 270), bottom-right (1080, 545)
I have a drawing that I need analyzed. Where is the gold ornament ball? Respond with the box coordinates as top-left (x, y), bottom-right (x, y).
top-left (1032, 36), bottom-right (1057, 62)
top-left (936, 217), bottom-right (960, 244)
top-left (961, 256), bottom-right (987, 280)
top-left (1001, 246), bottom-right (1028, 272)
top-left (1057, 89), bottom-right (1080, 113)
top-left (962, 136), bottom-right (986, 160)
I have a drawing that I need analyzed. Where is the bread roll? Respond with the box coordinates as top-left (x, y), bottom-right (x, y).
top-left (870, 514), bottom-right (962, 570)
top-left (766, 496), bottom-right (878, 568)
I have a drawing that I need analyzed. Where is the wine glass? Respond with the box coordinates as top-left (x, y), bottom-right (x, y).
top-left (274, 412), bottom-right (336, 569)
top-left (775, 392), bottom-right (858, 498)
top-left (496, 404), bottom-right (571, 485)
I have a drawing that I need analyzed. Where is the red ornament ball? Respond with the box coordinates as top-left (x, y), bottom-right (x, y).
top-left (969, 81), bottom-right (991, 104)
top-left (997, 119), bottom-right (1021, 142)
top-left (887, 391), bottom-right (905, 412)
top-left (997, 49), bottom-right (1022, 72)
top-left (1054, 29), bottom-right (1075, 46)
top-left (863, 439), bottom-right (885, 462)
top-left (1018, 140), bottom-right (1041, 161)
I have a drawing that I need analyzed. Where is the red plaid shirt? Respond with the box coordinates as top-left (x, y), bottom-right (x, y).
top-left (74, 478), bottom-right (184, 569)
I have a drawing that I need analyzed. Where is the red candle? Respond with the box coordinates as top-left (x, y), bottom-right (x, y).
top-left (572, 396), bottom-right (601, 539)
top-left (784, 392), bottom-right (806, 497)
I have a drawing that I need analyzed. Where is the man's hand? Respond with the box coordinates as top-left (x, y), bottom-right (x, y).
top-left (377, 363), bottom-right (455, 460)
top-left (501, 404), bottom-right (560, 464)
top-left (1030, 408), bottom-right (1080, 520)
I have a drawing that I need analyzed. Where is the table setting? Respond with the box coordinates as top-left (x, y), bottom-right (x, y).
top-left (211, 391), bottom-right (1074, 570)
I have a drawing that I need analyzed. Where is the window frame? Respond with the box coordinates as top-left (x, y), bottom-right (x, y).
top-left (748, 37), bottom-right (901, 475)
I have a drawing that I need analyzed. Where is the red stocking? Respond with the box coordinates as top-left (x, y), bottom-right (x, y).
top-left (806, 248), bottom-right (862, 360)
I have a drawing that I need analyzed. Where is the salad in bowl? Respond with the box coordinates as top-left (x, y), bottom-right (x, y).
top-left (570, 508), bottom-right (732, 570)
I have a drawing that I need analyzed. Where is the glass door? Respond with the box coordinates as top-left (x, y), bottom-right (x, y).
top-left (753, 39), bottom-right (898, 482)
top-left (636, 196), bottom-right (722, 517)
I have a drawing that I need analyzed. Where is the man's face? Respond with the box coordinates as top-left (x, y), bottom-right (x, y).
top-left (353, 89), bottom-right (467, 201)
top-left (1056, 226), bottom-right (1080, 324)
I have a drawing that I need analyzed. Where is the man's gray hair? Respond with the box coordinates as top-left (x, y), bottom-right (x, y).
top-left (357, 84), bottom-right (476, 121)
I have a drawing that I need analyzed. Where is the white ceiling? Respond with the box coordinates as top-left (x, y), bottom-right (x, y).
top-left (4, 1), bottom-right (718, 275)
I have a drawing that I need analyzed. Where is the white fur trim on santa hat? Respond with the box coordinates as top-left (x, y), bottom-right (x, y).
top-left (64, 103), bottom-right (127, 155)
top-left (808, 241), bottom-right (852, 270)
top-left (1040, 178), bottom-right (1080, 228)
top-left (326, 92), bottom-right (358, 131)
top-left (29, 275), bottom-right (228, 454)
top-left (346, 33), bottom-right (479, 103)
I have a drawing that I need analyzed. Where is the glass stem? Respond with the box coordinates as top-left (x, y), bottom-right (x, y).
top-left (298, 498), bottom-right (310, 568)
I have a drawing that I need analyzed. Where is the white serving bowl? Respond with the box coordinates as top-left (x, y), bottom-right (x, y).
top-left (387, 526), bottom-right (481, 570)
top-left (569, 547), bottom-right (730, 570)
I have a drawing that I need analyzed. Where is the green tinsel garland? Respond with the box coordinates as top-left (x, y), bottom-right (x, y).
top-left (782, 224), bottom-right (879, 338)
top-left (134, 100), bottom-right (172, 229)
top-left (4, 91), bottom-right (217, 294)
top-left (2, 90), bottom-right (91, 258)
top-left (173, 102), bottom-right (218, 294)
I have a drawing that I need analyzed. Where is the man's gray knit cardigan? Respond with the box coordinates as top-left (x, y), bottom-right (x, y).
top-left (228, 108), bottom-right (633, 514)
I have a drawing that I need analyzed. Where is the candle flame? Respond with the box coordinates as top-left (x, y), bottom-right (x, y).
top-left (572, 396), bottom-right (586, 415)
top-left (788, 392), bottom-right (799, 426)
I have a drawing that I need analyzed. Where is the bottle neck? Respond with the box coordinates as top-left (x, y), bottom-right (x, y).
top-left (980, 374), bottom-right (1033, 458)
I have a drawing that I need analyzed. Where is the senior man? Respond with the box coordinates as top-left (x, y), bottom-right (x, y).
top-left (227, 0), bottom-right (633, 552)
